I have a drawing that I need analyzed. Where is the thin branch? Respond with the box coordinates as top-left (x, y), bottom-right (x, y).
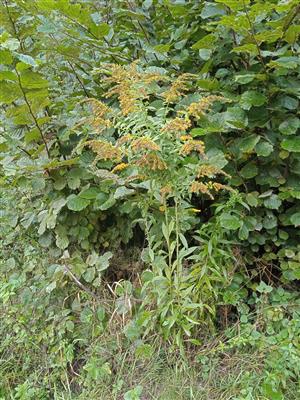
top-left (243, 1), bottom-right (268, 75)
top-left (63, 264), bottom-right (98, 300)
top-left (15, 69), bottom-right (50, 158)
top-left (67, 61), bottom-right (90, 97)
top-left (3, 0), bottom-right (25, 52)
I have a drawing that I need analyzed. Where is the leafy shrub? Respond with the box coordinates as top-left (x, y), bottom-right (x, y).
top-left (1, 0), bottom-right (300, 397)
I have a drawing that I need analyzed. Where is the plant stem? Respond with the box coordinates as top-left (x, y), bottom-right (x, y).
top-left (15, 69), bottom-right (50, 158)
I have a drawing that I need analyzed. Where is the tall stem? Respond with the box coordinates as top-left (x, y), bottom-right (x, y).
top-left (15, 69), bottom-right (50, 158)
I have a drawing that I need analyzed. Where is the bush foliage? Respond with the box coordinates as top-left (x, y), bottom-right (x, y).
top-left (0, 0), bottom-right (300, 398)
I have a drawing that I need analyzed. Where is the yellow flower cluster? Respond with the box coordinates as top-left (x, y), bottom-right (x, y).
top-left (117, 134), bottom-right (134, 146)
top-left (83, 140), bottom-right (122, 164)
top-left (187, 95), bottom-right (225, 119)
top-left (180, 139), bottom-right (205, 156)
top-left (190, 180), bottom-right (233, 199)
top-left (125, 174), bottom-right (145, 182)
top-left (190, 181), bottom-right (214, 199)
top-left (162, 73), bottom-right (196, 103)
top-left (105, 63), bottom-right (163, 116)
top-left (85, 98), bottom-right (111, 131)
top-left (131, 137), bottom-right (160, 152)
top-left (160, 185), bottom-right (173, 199)
top-left (162, 95), bottom-right (227, 133)
top-left (197, 165), bottom-right (231, 179)
top-left (112, 162), bottom-right (128, 173)
top-left (162, 117), bottom-right (191, 132)
top-left (180, 135), bottom-right (192, 141)
top-left (136, 153), bottom-right (166, 170)
top-left (105, 64), bottom-right (137, 115)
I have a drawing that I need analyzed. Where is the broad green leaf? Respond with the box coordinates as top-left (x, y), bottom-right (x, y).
top-left (232, 44), bottom-right (258, 55)
top-left (0, 82), bottom-right (21, 104)
top-left (96, 252), bottom-right (113, 272)
top-left (114, 186), bottom-right (135, 199)
top-left (281, 138), bottom-right (300, 152)
top-left (220, 213), bottom-right (241, 230)
top-left (279, 118), bottom-right (299, 136)
top-left (20, 71), bottom-right (48, 89)
top-left (192, 34), bottom-right (215, 50)
top-left (215, 0), bottom-right (249, 11)
top-left (239, 135), bottom-right (260, 153)
top-left (201, 2), bottom-right (225, 19)
top-left (264, 194), bottom-right (282, 210)
top-left (0, 49), bottom-right (13, 64)
top-left (153, 44), bottom-right (170, 53)
top-left (290, 213), bottom-right (300, 227)
top-left (240, 91), bottom-right (267, 110)
top-left (67, 194), bottom-right (90, 211)
top-left (0, 71), bottom-right (17, 81)
top-left (90, 22), bottom-right (110, 39)
top-left (79, 187), bottom-right (100, 199)
top-left (2, 38), bottom-right (20, 50)
top-left (240, 163), bottom-right (258, 178)
top-left (234, 74), bottom-right (255, 84)
top-left (256, 141), bottom-right (273, 157)
top-left (16, 54), bottom-right (37, 67)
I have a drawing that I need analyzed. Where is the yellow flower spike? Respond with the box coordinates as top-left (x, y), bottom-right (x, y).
top-left (162, 73), bottom-right (196, 103)
top-left (104, 62), bottom-right (163, 116)
top-left (187, 95), bottom-right (226, 119)
top-left (162, 117), bottom-right (191, 132)
top-left (136, 153), bottom-right (167, 170)
top-left (179, 135), bottom-right (192, 141)
top-left (180, 139), bottom-right (205, 156)
top-left (112, 163), bottom-right (128, 173)
top-left (131, 137), bottom-right (160, 153)
top-left (190, 181), bottom-right (214, 199)
top-left (83, 140), bottom-right (122, 164)
top-left (159, 205), bottom-right (166, 212)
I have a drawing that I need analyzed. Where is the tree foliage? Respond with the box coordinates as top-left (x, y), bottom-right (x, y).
top-left (0, 0), bottom-right (300, 398)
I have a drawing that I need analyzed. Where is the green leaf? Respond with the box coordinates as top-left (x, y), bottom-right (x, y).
top-left (153, 44), bottom-right (170, 53)
top-left (199, 48), bottom-right (212, 60)
top-left (234, 73), bottom-right (255, 84)
top-left (90, 22), bottom-right (110, 39)
top-left (290, 212), bottom-right (300, 227)
top-left (2, 38), bottom-right (20, 50)
top-left (279, 117), bottom-right (299, 136)
top-left (240, 163), bottom-right (258, 178)
top-left (284, 25), bottom-right (300, 44)
top-left (264, 194), bottom-right (282, 210)
top-left (220, 213), bottom-right (241, 230)
top-left (16, 54), bottom-right (37, 67)
top-left (256, 281), bottom-right (273, 294)
top-left (96, 251), bottom-right (113, 272)
top-left (0, 49), bottom-right (13, 64)
top-left (99, 196), bottom-right (116, 211)
top-left (281, 137), bottom-right (300, 152)
top-left (20, 71), bottom-right (48, 89)
top-left (0, 82), bottom-right (21, 104)
top-left (114, 186), bottom-right (135, 199)
top-left (56, 233), bottom-right (69, 249)
top-left (67, 194), bottom-right (90, 211)
top-left (277, 95), bottom-right (298, 110)
top-left (246, 192), bottom-right (258, 207)
top-left (239, 135), bottom-right (260, 153)
top-left (124, 385), bottom-right (143, 400)
top-left (232, 44), bottom-right (258, 55)
top-left (240, 90), bottom-right (267, 110)
top-left (192, 34), bottom-right (215, 50)
top-left (79, 187), bottom-right (100, 199)
top-left (256, 141), bottom-right (273, 157)
top-left (201, 2), bottom-right (225, 19)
